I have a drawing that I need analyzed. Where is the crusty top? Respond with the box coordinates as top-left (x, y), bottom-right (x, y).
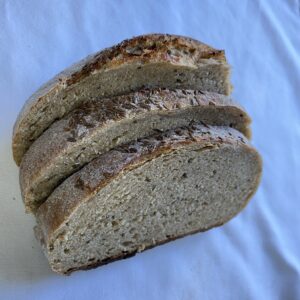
top-left (20, 89), bottom-right (250, 212)
top-left (36, 124), bottom-right (249, 244)
top-left (12, 34), bottom-right (227, 165)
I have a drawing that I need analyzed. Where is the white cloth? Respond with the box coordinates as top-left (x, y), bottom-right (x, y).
top-left (0, 0), bottom-right (299, 299)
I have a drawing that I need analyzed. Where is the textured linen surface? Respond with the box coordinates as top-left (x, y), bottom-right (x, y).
top-left (0, 1), bottom-right (299, 299)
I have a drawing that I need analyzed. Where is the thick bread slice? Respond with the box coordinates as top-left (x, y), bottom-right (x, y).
top-left (35, 124), bottom-right (262, 274)
top-left (13, 33), bottom-right (231, 165)
top-left (20, 89), bottom-right (251, 213)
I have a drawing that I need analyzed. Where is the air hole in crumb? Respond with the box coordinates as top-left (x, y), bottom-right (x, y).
top-left (229, 123), bottom-right (233, 127)
top-left (112, 220), bottom-right (119, 227)
top-left (53, 259), bottom-right (60, 263)
top-left (64, 248), bottom-right (70, 254)
top-left (176, 78), bottom-right (182, 83)
top-left (181, 173), bottom-right (187, 179)
top-left (86, 240), bottom-right (90, 244)
top-left (213, 170), bottom-right (217, 175)
top-left (133, 120), bottom-right (138, 124)
top-left (112, 136), bottom-right (121, 143)
top-left (203, 201), bottom-right (208, 206)
top-left (145, 177), bottom-right (151, 182)
top-left (122, 241), bottom-right (132, 247)
top-left (88, 257), bottom-right (96, 262)
top-left (188, 158), bottom-right (194, 163)
top-left (49, 245), bottom-right (54, 252)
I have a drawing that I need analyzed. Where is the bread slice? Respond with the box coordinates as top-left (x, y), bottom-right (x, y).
top-left (35, 124), bottom-right (262, 274)
top-left (13, 34), bottom-right (231, 165)
top-left (20, 89), bottom-right (250, 213)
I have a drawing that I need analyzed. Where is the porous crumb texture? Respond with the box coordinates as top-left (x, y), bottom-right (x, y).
top-left (20, 89), bottom-right (250, 212)
top-left (13, 34), bottom-right (231, 165)
top-left (35, 125), bottom-right (262, 274)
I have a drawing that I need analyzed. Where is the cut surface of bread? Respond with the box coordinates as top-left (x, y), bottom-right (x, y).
top-left (13, 34), bottom-right (231, 165)
top-left (20, 89), bottom-right (250, 213)
top-left (35, 124), bottom-right (262, 274)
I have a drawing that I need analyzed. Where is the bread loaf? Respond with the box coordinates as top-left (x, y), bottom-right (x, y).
top-left (35, 124), bottom-right (262, 274)
top-left (12, 34), bottom-right (231, 165)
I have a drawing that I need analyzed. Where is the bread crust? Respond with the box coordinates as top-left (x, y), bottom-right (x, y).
top-left (12, 34), bottom-right (229, 165)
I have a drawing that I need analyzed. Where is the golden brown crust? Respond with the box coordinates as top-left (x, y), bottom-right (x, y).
top-left (12, 34), bottom-right (228, 165)
top-left (65, 34), bottom-right (225, 85)
top-left (36, 124), bottom-right (250, 247)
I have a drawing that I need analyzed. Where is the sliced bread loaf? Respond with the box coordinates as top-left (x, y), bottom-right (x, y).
top-left (35, 124), bottom-right (262, 274)
top-left (20, 89), bottom-right (250, 213)
top-left (13, 34), bottom-right (231, 165)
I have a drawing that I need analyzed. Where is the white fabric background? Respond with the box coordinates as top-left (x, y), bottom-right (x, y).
top-left (0, 0), bottom-right (299, 299)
